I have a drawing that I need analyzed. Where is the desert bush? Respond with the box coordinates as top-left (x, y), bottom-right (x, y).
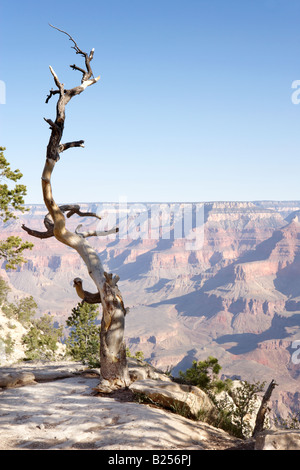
top-left (126, 347), bottom-right (145, 361)
top-left (23, 314), bottom-right (63, 361)
top-left (179, 356), bottom-right (232, 394)
top-left (274, 411), bottom-right (300, 430)
top-left (2, 295), bottom-right (37, 326)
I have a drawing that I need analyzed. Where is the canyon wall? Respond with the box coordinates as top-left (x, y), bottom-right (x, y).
top-left (1, 200), bottom-right (299, 418)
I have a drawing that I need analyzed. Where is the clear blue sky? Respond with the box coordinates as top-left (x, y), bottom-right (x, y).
top-left (1, 0), bottom-right (300, 204)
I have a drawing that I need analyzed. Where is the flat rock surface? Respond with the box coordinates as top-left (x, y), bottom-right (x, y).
top-left (0, 372), bottom-right (241, 450)
top-left (255, 430), bottom-right (300, 451)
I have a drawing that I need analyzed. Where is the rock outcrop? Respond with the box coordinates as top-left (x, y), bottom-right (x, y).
top-left (0, 307), bottom-right (28, 365)
top-left (255, 430), bottom-right (300, 450)
top-left (0, 362), bottom-right (87, 388)
top-left (129, 378), bottom-right (215, 420)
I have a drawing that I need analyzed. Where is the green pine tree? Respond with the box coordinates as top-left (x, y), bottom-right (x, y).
top-left (0, 146), bottom-right (33, 270)
top-left (66, 302), bottom-right (101, 367)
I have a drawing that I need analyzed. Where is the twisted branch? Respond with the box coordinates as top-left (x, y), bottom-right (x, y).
top-left (22, 204), bottom-right (103, 239)
top-left (75, 224), bottom-right (119, 239)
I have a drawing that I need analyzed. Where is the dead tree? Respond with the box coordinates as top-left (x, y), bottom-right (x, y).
top-left (252, 379), bottom-right (278, 437)
top-left (22, 25), bottom-right (130, 391)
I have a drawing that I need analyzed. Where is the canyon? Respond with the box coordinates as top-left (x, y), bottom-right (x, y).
top-left (1, 200), bottom-right (299, 419)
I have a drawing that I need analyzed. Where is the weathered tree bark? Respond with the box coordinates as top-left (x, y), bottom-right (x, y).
top-left (252, 379), bottom-right (278, 437)
top-left (22, 25), bottom-right (130, 391)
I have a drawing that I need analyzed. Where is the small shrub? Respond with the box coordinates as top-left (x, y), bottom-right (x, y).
top-left (23, 314), bottom-right (63, 361)
top-left (274, 412), bottom-right (300, 430)
top-left (2, 296), bottom-right (37, 326)
top-left (0, 278), bottom-right (10, 306)
top-left (179, 356), bottom-right (232, 394)
top-left (4, 333), bottom-right (15, 356)
top-left (126, 347), bottom-right (145, 361)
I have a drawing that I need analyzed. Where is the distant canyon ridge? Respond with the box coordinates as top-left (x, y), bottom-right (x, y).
top-left (1, 200), bottom-right (300, 418)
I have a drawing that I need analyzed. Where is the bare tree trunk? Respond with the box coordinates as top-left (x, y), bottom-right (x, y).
top-left (252, 379), bottom-right (278, 437)
top-left (23, 25), bottom-right (130, 391)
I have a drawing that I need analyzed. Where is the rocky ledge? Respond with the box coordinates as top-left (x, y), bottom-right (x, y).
top-left (0, 360), bottom-right (299, 451)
